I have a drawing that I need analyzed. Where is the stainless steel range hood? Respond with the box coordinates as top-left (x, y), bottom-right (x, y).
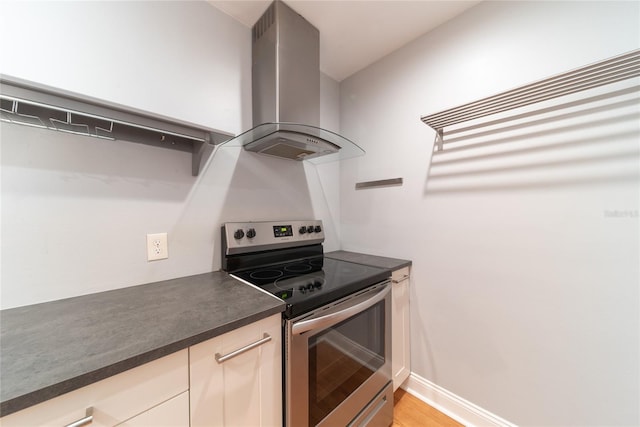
top-left (233, 0), bottom-right (364, 163)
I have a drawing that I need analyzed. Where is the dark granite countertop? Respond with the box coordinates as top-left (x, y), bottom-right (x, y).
top-left (0, 271), bottom-right (285, 417)
top-left (325, 250), bottom-right (411, 270)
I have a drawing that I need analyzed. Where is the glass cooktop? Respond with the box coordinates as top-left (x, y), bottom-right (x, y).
top-left (232, 256), bottom-right (391, 318)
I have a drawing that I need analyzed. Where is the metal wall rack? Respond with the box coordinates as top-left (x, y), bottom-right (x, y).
top-left (0, 75), bottom-right (233, 176)
top-left (421, 49), bottom-right (640, 151)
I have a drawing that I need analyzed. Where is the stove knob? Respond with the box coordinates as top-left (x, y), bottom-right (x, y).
top-left (298, 226), bottom-right (306, 234)
top-left (306, 283), bottom-right (315, 292)
top-left (314, 225), bottom-right (322, 233)
top-left (298, 285), bottom-right (306, 294)
top-left (246, 228), bottom-right (256, 239)
top-left (234, 229), bottom-right (245, 239)
top-left (313, 281), bottom-right (322, 289)
top-left (307, 226), bottom-right (315, 233)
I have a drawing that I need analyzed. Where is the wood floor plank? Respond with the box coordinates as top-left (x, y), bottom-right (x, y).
top-left (393, 388), bottom-right (464, 427)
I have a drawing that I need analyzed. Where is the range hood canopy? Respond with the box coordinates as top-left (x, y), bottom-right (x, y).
top-left (230, 122), bottom-right (364, 164)
top-left (229, 0), bottom-right (364, 163)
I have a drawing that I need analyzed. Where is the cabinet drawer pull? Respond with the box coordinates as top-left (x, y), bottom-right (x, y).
top-left (215, 333), bottom-right (271, 363)
top-left (392, 274), bottom-right (409, 283)
top-left (65, 408), bottom-right (93, 427)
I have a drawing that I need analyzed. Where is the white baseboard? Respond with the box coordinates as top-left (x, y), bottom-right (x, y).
top-left (402, 373), bottom-right (518, 427)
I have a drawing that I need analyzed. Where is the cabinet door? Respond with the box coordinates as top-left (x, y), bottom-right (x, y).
top-left (116, 391), bottom-right (189, 427)
top-left (392, 267), bottom-right (411, 390)
top-left (190, 314), bottom-right (282, 427)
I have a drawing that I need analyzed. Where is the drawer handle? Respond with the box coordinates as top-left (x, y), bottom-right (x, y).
top-left (65, 408), bottom-right (93, 427)
top-left (392, 274), bottom-right (409, 283)
top-left (215, 333), bottom-right (271, 363)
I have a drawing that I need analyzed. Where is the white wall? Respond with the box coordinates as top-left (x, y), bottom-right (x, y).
top-left (339, 1), bottom-right (639, 426)
top-left (0, 1), bottom-right (342, 309)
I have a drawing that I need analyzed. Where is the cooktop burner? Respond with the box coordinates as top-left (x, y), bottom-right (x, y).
top-left (249, 269), bottom-right (284, 281)
top-left (236, 257), bottom-right (323, 285)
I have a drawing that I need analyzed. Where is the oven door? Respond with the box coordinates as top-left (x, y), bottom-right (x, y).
top-left (286, 282), bottom-right (392, 427)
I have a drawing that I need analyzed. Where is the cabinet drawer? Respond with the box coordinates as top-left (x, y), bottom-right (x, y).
top-left (391, 266), bottom-right (410, 283)
top-left (1, 349), bottom-right (188, 427)
top-left (116, 391), bottom-right (189, 427)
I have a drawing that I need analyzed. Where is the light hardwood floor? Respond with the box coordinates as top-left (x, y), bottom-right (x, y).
top-left (393, 389), bottom-right (464, 427)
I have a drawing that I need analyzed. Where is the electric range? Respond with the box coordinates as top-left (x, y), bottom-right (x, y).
top-left (221, 219), bottom-right (394, 427)
top-left (221, 220), bottom-right (390, 318)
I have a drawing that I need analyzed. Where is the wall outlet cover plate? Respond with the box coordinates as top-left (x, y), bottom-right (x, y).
top-left (147, 233), bottom-right (168, 261)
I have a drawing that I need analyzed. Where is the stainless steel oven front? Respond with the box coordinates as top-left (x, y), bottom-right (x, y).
top-left (285, 281), bottom-right (393, 427)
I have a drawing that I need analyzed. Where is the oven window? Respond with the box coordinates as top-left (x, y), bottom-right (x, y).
top-left (308, 300), bottom-right (385, 426)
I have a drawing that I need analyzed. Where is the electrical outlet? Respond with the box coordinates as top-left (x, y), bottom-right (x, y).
top-left (147, 233), bottom-right (168, 261)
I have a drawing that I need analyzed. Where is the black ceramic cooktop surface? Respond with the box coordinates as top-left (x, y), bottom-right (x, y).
top-left (232, 256), bottom-right (391, 318)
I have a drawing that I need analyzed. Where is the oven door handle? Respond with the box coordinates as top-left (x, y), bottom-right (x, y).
top-left (292, 284), bottom-right (390, 335)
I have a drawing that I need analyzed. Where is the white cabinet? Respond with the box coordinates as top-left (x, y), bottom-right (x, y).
top-left (0, 350), bottom-right (189, 427)
top-left (391, 266), bottom-right (411, 391)
top-left (189, 313), bottom-right (282, 427)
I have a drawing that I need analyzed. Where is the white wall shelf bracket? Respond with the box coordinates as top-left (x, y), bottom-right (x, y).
top-left (434, 129), bottom-right (444, 152)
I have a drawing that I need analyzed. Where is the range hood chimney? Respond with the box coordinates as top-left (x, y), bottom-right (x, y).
top-left (237, 0), bottom-right (363, 162)
top-left (253, 0), bottom-right (320, 129)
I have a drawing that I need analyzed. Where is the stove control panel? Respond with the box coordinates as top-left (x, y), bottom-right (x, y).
top-left (274, 225), bottom-right (294, 237)
top-left (223, 220), bottom-right (325, 255)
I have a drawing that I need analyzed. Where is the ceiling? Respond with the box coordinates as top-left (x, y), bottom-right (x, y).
top-left (208, 0), bottom-right (480, 81)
